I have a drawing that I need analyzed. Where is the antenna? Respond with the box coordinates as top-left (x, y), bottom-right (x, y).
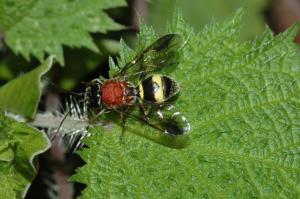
top-left (51, 97), bottom-right (86, 141)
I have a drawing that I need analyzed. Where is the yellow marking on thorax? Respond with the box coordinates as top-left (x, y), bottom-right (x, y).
top-left (152, 75), bottom-right (164, 103)
top-left (139, 83), bottom-right (144, 100)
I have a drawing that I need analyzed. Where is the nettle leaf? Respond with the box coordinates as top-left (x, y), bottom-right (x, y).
top-left (0, 56), bottom-right (54, 119)
top-left (72, 9), bottom-right (300, 198)
top-left (0, 112), bottom-right (50, 199)
top-left (0, 0), bottom-right (126, 65)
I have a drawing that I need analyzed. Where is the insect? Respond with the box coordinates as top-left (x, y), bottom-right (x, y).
top-left (84, 34), bottom-right (191, 147)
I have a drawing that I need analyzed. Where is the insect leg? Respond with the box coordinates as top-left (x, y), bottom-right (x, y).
top-left (112, 107), bottom-right (130, 140)
top-left (139, 104), bottom-right (150, 121)
top-left (120, 107), bottom-right (130, 138)
top-left (88, 108), bottom-right (109, 124)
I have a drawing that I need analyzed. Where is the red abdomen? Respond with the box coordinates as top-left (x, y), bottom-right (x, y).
top-left (101, 80), bottom-right (128, 107)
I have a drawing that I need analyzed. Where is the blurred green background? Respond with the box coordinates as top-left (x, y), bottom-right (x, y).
top-left (149, 0), bottom-right (268, 40)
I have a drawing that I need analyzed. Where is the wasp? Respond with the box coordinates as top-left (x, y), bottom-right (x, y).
top-left (84, 34), bottom-right (191, 147)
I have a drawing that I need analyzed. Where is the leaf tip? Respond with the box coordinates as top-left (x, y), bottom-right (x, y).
top-left (231, 7), bottom-right (244, 25)
top-left (286, 22), bottom-right (299, 39)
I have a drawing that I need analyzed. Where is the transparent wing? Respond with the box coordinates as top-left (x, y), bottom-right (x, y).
top-left (113, 34), bottom-right (182, 81)
top-left (124, 104), bottom-right (191, 148)
top-left (143, 104), bottom-right (191, 135)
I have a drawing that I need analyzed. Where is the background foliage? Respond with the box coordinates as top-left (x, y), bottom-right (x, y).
top-left (0, 56), bottom-right (53, 118)
top-left (0, 0), bottom-right (126, 65)
top-left (0, 112), bottom-right (49, 198)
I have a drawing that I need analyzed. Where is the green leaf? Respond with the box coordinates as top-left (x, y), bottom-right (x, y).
top-left (108, 56), bottom-right (118, 78)
top-left (0, 112), bottom-right (50, 199)
top-left (0, 56), bottom-right (54, 119)
top-left (0, 0), bottom-right (127, 65)
top-left (0, 62), bottom-right (14, 80)
top-left (72, 9), bottom-right (300, 198)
